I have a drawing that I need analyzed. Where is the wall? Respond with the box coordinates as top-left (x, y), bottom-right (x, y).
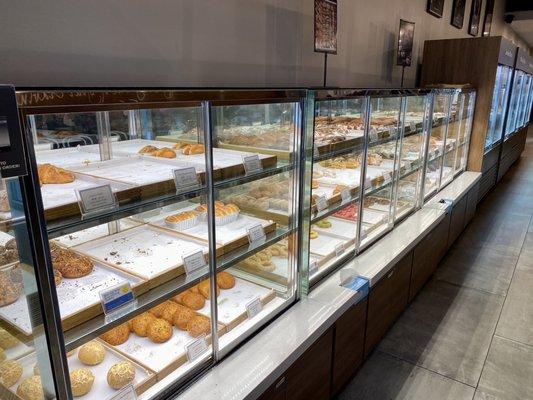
top-left (0, 0), bottom-right (529, 88)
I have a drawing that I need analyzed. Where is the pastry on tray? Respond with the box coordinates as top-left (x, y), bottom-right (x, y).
top-left (100, 323), bottom-right (130, 346)
top-left (186, 314), bottom-right (211, 337)
top-left (107, 361), bottom-right (135, 390)
top-left (156, 301), bottom-right (180, 324)
top-left (181, 144), bottom-right (205, 155)
top-left (0, 359), bottom-right (23, 387)
top-left (312, 179), bottom-right (320, 189)
top-left (165, 210), bottom-right (199, 230)
top-left (0, 327), bottom-right (21, 349)
top-left (310, 230), bottom-right (319, 239)
top-left (51, 246), bottom-right (94, 279)
top-left (0, 191), bottom-right (10, 213)
top-left (240, 251), bottom-right (275, 272)
top-left (198, 279), bottom-right (219, 299)
top-left (147, 318), bottom-right (173, 343)
top-left (332, 184), bottom-right (348, 196)
top-left (172, 304), bottom-right (197, 331)
top-left (315, 219), bottom-right (332, 229)
top-left (37, 163), bottom-right (75, 184)
top-left (368, 152), bottom-right (383, 166)
top-left (16, 375), bottom-right (44, 400)
top-left (131, 312), bottom-right (156, 337)
top-left (179, 290), bottom-right (205, 310)
top-left (0, 268), bottom-right (23, 307)
top-left (154, 147), bottom-right (176, 158)
top-left (217, 271), bottom-right (235, 289)
top-left (53, 269), bottom-right (62, 286)
top-left (78, 341), bottom-right (106, 366)
top-left (138, 145), bottom-right (158, 155)
top-left (70, 368), bottom-right (95, 397)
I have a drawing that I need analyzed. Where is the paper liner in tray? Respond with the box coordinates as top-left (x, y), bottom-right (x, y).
top-left (35, 145), bottom-right (105, 169)
top-left (235, 255), bottom-right (290, 286)
top-left (312, 216), bottom-right (357, 239)
top-left (73, 225), bottom-right (209, 288)
top-left (309, 230), bottom-right (354, 266)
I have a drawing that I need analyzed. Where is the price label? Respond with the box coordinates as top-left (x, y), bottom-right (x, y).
top-left (183, 251), bottom-right (207, 275)
top-left (99, 282), bottom-right (135, 314)
top-left (247, 224), bottom-right (266, 244)
top-left (243, 155), bottom-right (263, 174)
top-left (78, 185), bottom-right (117, 215)
top-left (370, 129), bottom-right (379, 142)
top-left (335, 243), bottom-right (345, 257)
top-left (109, 385), bottom-right (137, 400)
top-left (410, 121), bottom-right (416, 132)
top-left (309, 260), bottom-right (319, 276)
top-left (340, 188), bottom-right (350, 204)
top-left (388, 126), bottom-right (395, 136)
top-left (246, 296), bottom-right (263, 318)
top-left (313, 142), bottom-right (319, 155)
top-left (186, 335), bottom-right (208, 362)
top-left (383, 173), bottom-right (392, 185)
top-left (173, 167), bottom-right (199, 191)
top-left (364, 179), bottom-right (372, 189)
top-left (316, 195), bottom-right (328, 211)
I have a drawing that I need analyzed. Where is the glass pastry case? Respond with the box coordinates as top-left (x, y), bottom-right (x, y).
top-left (453, 89), bottom-right (476, 176)
top-left (2, 88), bottom-right (305, 399)
top-left (506, 70), bottom-right (524, 139)
top-left (485, 65), bottom-right (513, 150)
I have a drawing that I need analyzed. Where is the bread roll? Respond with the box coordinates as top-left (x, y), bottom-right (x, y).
top-left (16, 376), bottom-right (44, 400)
top-left (181, 290), bottom-right (205, 310)
top-left (100, 323), bottom-right (130, 346)
top-left (0, 328), bottom-right (20, 349)
top-left (70, 368), bottom-right (95, 397)
top-left (147, 318), bottom-right (173, 343)
top-left (0, 359), bottom-right (23, 387)
top-left (172, 304), bottom-right (197, 330)
top-left (107, 361), bottom-right (135, 390)
top-left (130, 312), bottom-right (155, 337)
top-left (186, 315), bottom-right (211, 338)
top-left (217, 272), bottom-right (235, 290)
top-left (78, 341), bottom-right (106, 366)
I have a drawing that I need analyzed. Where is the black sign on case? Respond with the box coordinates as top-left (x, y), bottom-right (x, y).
top-left (0, 85), bottom-right (27, 178)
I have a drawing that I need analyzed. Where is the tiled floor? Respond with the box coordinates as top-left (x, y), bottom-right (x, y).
top-left (338, 127), bottom-right (533, 400)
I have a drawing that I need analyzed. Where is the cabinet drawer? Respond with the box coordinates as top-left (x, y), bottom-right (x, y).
top-left (365, 251), bottom-right (412, 357)
top-left (332, 299), bottom-right (367, 396)
top-left (258, 376), bottom-right (287, 400)
top-left (447, 195), bottom-right (467, 249)
top-left (464, 183), bottom-right (478, 227)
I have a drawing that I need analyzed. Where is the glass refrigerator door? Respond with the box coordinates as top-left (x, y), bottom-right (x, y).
top-left (519, 74), bottom-right (531, 127)
top-left (506, 70), bottom-right (524, 139)
top-left (455, 91), bottom-right (476, 174)
top-left (308, 94), bottom-right (367, 284)
top-left (528, 75), bottom-right (533, 123)
top-left (360, 93), bottom-right (402, 249)
top-left (486, 66), bottom-right (504, 150)
top-left (424, 90), bottom-right (451, 199)
top-left (440, 90), bottom-right (462, 187)
top-left (393, 91), bottom-right (429, 222)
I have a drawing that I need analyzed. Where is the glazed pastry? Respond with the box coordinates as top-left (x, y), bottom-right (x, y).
top-left (165, 211), bottom-right (198, 224)
top-left (138, 145), bottom-right (158, 155)
top-left (310, 230), bottom-right (319, 239)
top-left (51, 247), bottom-right (93, 278)
top-left (186, 315), bottom-right (211, 337)
top-left (131, 312), bottom-right (155, 337)
top-left (0, 191), bottom-right (10, 213)
top-left (100, 323), bottom-right (130, 346)
top-left (78, 341), bottom-right (106, 366)
top-left (70, 368), bottom-right (95, 397)
top-left (180, 291), bottom-right (205, 310)
top-left (198, 279), bottom-right (219, 299)
top-left (16, 376), bottom-right (44, 400)
top-left (154, 147), bottom-right (177, 158)
top-left (217, 271), bottom-right (235, 290)
top-left (37, 163), bottom-right (75, 184)
top-left (172, 304), bottom-right (197, 330)
top-left (0, 328), bottom-right (20, 349)
top-left (107, 361), bottom-right (135, 390)
top-left (0, 359), bottom-right (23, 387)
top-left (181, 144), bottom-right (205, 155)
top-left (147, 318), bottom-right (173, 343)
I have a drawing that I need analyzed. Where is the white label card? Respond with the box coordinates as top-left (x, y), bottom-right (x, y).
top-left (309, 260), bottom-right (319, 275)
top-left (109, 385), bottom-right (137, 400)
top-left (335, 243), bottom-right (345, 257)
top-left (78, 184), bottom-right (117, 214)
top-left (173, 167), bottom-right (199, 191)
top-left (186, 335), bottom-right (208, 362)
top-left (316, 195), bottom-right (328, 211)
top-left (183, 251), bottom-right (207, 275)
top-left (99, 282), bottom-right (135, 315)
top-left (246, 296), bottom-right (263, 318)
top-left (370, 129), bottom-right (379, 142)
top-left (383, 173), bottom-right (392, 185)
top-left (340, 188), bottom-right (350, 204)
top-left (410, 121), bottom-right (416, 131)
top-left (247, 224), bottom-right (266, 244)
top-left (243, 155), bottom-right (263, 174)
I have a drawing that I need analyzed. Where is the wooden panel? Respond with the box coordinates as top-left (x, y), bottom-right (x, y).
top-left (464, 183), bottom-right (479, 227)
top-left (257, 377), bottom-right (287, 400)
top-left (286, 329), bottom-right (333, 400)
top-left (331, 299), bottom-right (367, 396)
top-left (365, 251), bottom-right (413, 357)
top-left (410, 214), bottom-right (450, 301)
top-left (447, 195), bottom-right (468, 249)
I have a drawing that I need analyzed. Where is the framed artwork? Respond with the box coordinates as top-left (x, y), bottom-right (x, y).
top-left (468, 0), bottom-right (483, 36)
top-left (314, 0), bottom-right (338, 54)
top-left (427, 0), bottom-right (445, 18)
top-left (451, 0), bottom-right (466, 29)
top-left (483, 0), bottom-right (495, 37)
top-left (397, 20), bottom-right (415, 67)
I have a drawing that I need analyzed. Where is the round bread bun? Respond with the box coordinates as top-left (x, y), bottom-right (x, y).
top-left (198, 279), bottom-right (219, 299)
top-left (0, 328), bottom-right (21, 349)
top-left (78, 341), bottom-right (106, 366)
top-left (131, 312), bottom-right (155, 337)
top-left (107, 361), bottom-right (136, 390)
top-left (100, 323), bottom-right (130, 346)
top-left (0, 348), bottom-right (5, 363)
top-left (172, 291), bottom-right (185, 304)
top-left (16, 376), bottom-right (44, 400)
top-left (0, 359), bottom-right (23, 387)
top-left (70, 368), bottom-right (95, 397)
top-left (181, 291), bottom-right (205, 310)
top-left (147, 318), bottom-right (173, 343)
top-left (172, 304), bottom-right (197, 331)
top-left (186, 315), bottom-right (211, 338)
top-left (157, 301), bottom-right (179, 324)
top-left (217, 272), bottom-right (235, 290)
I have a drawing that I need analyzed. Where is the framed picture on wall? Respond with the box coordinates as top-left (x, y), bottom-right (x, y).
top-left (483, 0), bottom-right (495, 37)
top-left (397, 19), bottom-right (415, 67)
top-left (468, 0), bottom-right (483, 36)
top-left (451, 0), bottom-right (466, 29)
top-left (427, 0), bottom-right (445, 18)
top-left (314, 0), bottom-right (338, 54)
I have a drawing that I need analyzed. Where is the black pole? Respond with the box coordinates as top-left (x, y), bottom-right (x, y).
top-left (401, 65), bottom-right (405, 87)
top-left (323, 53), bottom-right (328, 87)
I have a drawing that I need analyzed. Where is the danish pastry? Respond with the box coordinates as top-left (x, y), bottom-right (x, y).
top-left (181, 144), bottom-right (205, 155)
top-left (37, 164), bottom-right (75, 184)
top-left (51, 247), bottom-right (93, 278)
top-left (138, 145), bottom-right (158, 155)
top-left (154, 147), bottom-right (177, 158)
top-left (70, 368), bottom-right (94, 397)
top-left (16, 376), bottom-right (44, 400)
top-left (107, 361), bottom-right (136, 390)
top-left (198, 279), bottom-right (219, 299)
top-left (0, 359), bottom-right (23, 387)
top-left (131, 312), bottom-right (155, 337)
top-left (217, 271), bottom-right (235, 289)
top-left (147, 318), bottom-right (173, 343)
top-left (181, 290), bottom-right (205, 310)
top-left (78, 341), bottom-right (106, 366)
top-left (100, 323), bottom-right (130, 346)
top-left (186, 315), bottom-right (211, 337)
top-left (172, 304), bottom-right (197, 330)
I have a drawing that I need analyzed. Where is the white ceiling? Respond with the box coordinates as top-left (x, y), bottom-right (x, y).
top-left (511, 19), bottom-right (533, 48)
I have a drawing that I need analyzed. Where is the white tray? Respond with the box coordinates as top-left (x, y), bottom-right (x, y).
top-left (361, 208), bottom-right (388, 226)
top-left (35, 145), bottom-right (105, 168)
top-left (0, 231), bottom-right (14, 246)
top-left (312, 217), bottom-right (357, 240)
top-left (73, 226), bottom-right (208, 281)
top-left (0, 293), bottom-right (32, 335)
top-left (309, 231), bottom-right (350, 258)
top-left (53, 219), bottom-right (141, 248)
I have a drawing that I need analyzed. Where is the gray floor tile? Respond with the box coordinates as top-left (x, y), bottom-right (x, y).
top-left (516, 233), bottom-right (533, 271)
top-left (337, 351), bottom-right (475, 400)
top-left (474, 336), bottom-right (533, 400)
top-left (436, 246), bottom-right (518, 295)
top-left (378, 280), bottom-right (504, 386)
top-left (496, 269), bottom-right (533, 346)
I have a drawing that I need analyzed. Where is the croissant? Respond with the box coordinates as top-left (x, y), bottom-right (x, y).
top-left (38, 164), bottom-right (75, 184)
top-left (138, 145), bottom-right (158, 155)
top-left (154, 147), bottom-right (176, 158)
top-left (182, 144), bottom-right (205, 155)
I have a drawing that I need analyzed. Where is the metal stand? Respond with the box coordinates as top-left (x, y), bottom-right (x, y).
top-left (323, 53), bottom-right (328, 87)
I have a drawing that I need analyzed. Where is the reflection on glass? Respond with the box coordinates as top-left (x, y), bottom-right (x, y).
top-left (486, 65), bottom-right (512, 149)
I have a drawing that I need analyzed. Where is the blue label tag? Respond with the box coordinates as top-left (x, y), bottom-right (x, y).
top-left (100, 282), bottom-right (135, 314)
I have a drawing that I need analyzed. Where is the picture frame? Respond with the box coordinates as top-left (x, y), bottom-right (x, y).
top-left (314, 0), bottom-right (338, 54)
top-left (397, 19), bottom-right (415, 67)
top-left (483, 0), bottom-right (495, 37)
top-left (427, 0), bottom-right (445, 18)
top-left (451, 0), bottom-right (466, 29)
top-left (468, 0), bottom-right (483, 36)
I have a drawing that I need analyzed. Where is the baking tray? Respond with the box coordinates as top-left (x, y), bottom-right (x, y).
top-left (311, 216), bottom-right (357, 240)
top-left (35, 145), bottom-right (105, 169)
top-left (309, 230), bottom-right (353, 258)
top-left (235, 255), bottom-right (290, 286)
top-left (52, 219), bottom-right (141, 248)
top-left (73, 225), bottom-right (210, 288)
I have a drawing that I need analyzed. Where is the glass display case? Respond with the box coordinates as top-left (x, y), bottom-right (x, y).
top-left (517, 74), bottom-right (532, 127)
top-left (454, 89), bottom-right (476, 175)
top-left (506, 69), bottom-right (524, 139)
top-left (485, 65), bottom-right (513, 150)
top-left (4, 88), bottom-right (305, 399)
